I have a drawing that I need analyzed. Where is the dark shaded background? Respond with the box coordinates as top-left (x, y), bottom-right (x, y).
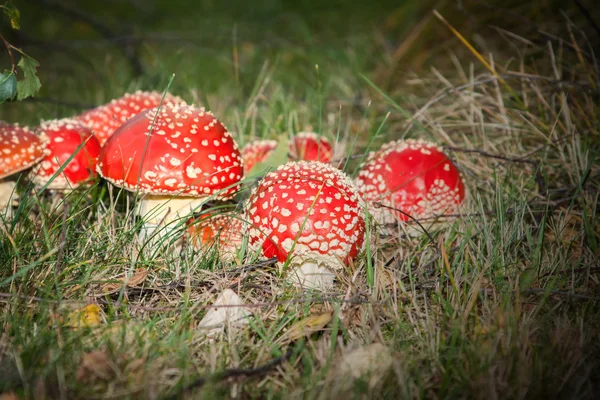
top-left (1, 0), bottom-right (598, 123)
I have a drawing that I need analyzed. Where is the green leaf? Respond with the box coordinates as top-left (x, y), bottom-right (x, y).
top-left (2, 1), bottom-right (20, 30)
top-left (248, 134), bottom-right (289, 176)
top-left (16, 54), bottom-right (41, 100)
top-left (0, 69), bottom-right (17, 102)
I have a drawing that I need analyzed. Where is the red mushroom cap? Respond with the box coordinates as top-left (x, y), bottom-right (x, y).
top-left (77, 90), bottom-right (185, 145)
top-left (241, 139), bottom-right (277, 173)
top-left (187, 213), bottom-right (245, 257)
top-left (97, 104), bottom-right (243, 198)
top-left (355, 139), bottom-right (465, 223)
top-left (289, 132), bottom-right (333, 163)
top-left (0, 123), bottom-right (47, 179)
top-left (30, 119), bottom-right (101, 189)
top-left (245, 161), bottom-right (365, 265)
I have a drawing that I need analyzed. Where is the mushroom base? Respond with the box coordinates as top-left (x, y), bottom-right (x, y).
top-left (136, 195), bottom-right (207, 225)
top-left (136, 195), bottom-right (208, 249)
top-left (0, 180), bottom-right (18, 216)
top-left (285, 261), bottom-right (336, 290)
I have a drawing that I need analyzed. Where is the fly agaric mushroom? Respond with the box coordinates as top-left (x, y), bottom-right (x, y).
top-left (241, 139), bottom-right (277, 174)
top-left (0, 124), bottom-right (47, 215)
top-left (289, 132), bottom-right (333, 163)
top-left (355, 139), bottom-right (465, 225)
top-left (244, 161), bottom-right (365, 288)
top-left (77, 90), bottom-right (185, 145)
top-left (29, 119), bottom-right (101, 190)
top-left (187, 213), bottom-right (245, 261)
top-left (97, 104), bottom-right (243, 240)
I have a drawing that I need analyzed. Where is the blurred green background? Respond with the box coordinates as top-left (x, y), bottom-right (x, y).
top-left (0, 0), bottom-right (598, 126)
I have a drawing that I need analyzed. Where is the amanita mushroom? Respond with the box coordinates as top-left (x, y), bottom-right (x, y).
top-left (29, 119), bottom-right (101, 190)
top-left (241, 139), bottom-right (277, 174)
top-left (77, 90), bottom-right (185, 145)
top-left (289, 132), bottom-right (333, 163)
top-left (0, 124), bottom-right (47, 216)
top-left (187, 213), bottom-right (245, 261)
top-left (97, 104), bottom-right (243, 240)
top-left (244, 161), bottom-right (365, 288)
top-left (355, 139), bottom-right (465, 225)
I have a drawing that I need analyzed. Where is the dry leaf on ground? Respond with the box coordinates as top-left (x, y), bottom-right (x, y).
top-left (281, 311), bottom-right (333, 343)
top-left (101, 268), bottom-right (149, 293)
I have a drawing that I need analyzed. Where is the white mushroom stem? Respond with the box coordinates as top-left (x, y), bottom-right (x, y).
top-left (135, 194), bottom-right (207, 245)
top-left (285, 260), bottom-right (336, 290)
top-left (0, 180), bottom-right (18, 217)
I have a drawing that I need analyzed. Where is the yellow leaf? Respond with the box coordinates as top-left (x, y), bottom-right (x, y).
top-left (101, 268), bottom-right (149, 293)
top-left (65, 304), bottom-right (102, 329)
top-left (282, 311), bottom-right (333, 342)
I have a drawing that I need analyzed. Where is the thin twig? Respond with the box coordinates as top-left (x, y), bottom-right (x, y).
top-left (0, 292), bottom-right (374, 312)
top-left (444, 146), bottom-right (547, 196)
top-left (372, 202), bottom-right (438, 248)
top-left (540, 266), bottom-right (600, 279)
top-left (165, 347), bottom-right (294, 400)
top-left (443, 146), bottom-right (538, 165)
top-left (225, 257), bottom-right (278, 275)
top-left (0, 33), bottom-right (15, 70)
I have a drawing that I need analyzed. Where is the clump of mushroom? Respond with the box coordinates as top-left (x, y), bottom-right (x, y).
top-left (289, 132), bottom-right (333, 163)
top-left (77, 90), bottom-right (185, 145)
top-left (0, 123), bottom-right (47, 217)
top-left (244, 161), bottom-right (365, 289)
top-left (29, 119), bottom-right (101, 190)
top-left (241, 139), bottom-right (277, 174)
top-left (186, 212), bottom-right (245, 261)
top-left (97, 103), bottom-right (243, 242)
top-left (355, 139), bottom-right (465, 226)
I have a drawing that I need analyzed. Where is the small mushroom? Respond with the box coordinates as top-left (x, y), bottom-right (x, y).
top-left (290, 132), bottom-right (333, 163)
top-left (355, 139), bottom-right (465, 225)
top-left (29, 119), bottom-right (101, 190)
top-left (241, 139), bottom-right (277, 174)
top-left (97, 104), bottom-right (244, 242)
top-left (244, 161), bottom-right (365, 288)
top-left (77, 90), bottom-right (185, 145)
top-left (0, 124), bottom-right (47, 216)
top-left (186, 212), bottom-right (245, 261)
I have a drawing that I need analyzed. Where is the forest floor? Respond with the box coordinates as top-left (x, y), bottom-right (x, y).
top-left (1, 1), bottom-right (599, 399)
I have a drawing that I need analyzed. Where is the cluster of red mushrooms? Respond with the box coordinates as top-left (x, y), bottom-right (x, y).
top-left (0, 91), bottom-right (465, 289)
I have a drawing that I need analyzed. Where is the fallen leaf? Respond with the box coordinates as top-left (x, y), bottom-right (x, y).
top-left (76, 350), bottom-right (115, 382)
top-left (378, 268), bottom-right (395, 288)
top-left (0, 393), bottom-right (19, 400)
top-left (101, 268), bottom-right (149, 293)
top-left (282, 311), bottom-right (333, 343)
top-left (197, 289), bottom-right (251, 338)
top-left (64, 304), bottom-right (102, 329)
top-left (333, 343), bottom-right (393, 389)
